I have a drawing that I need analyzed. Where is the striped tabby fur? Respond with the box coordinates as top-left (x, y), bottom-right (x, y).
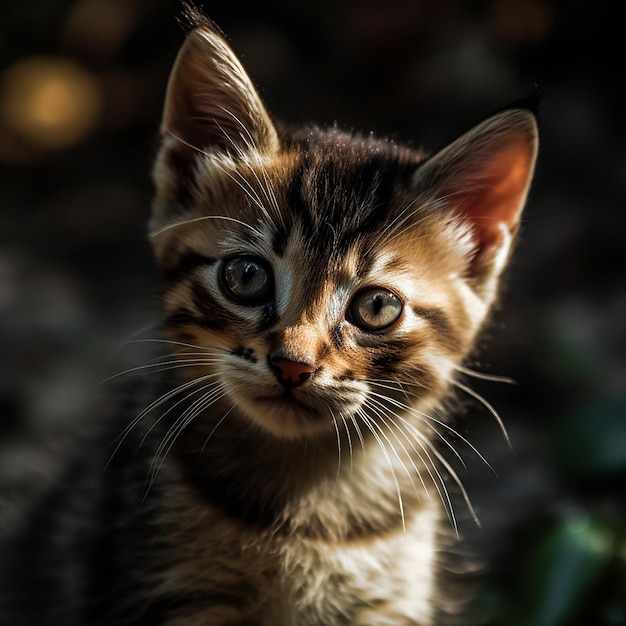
top-left (0, 12), bottom-right (538, 626)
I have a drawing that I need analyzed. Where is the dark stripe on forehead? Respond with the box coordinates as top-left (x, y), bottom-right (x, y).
top-left (286, 162), bottom-right (316, 239)
top-left (293, 152), bottom-right (401, 259)
top-left (271, 223), bottom-right (290, 257)
top-left (355, 246), bottom-right (376, 279)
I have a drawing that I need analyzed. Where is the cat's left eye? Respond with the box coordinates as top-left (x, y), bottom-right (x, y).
top-left (219, 256), bottom-right (274, 305)
top-left (348, 288), bottom-right (403, 332)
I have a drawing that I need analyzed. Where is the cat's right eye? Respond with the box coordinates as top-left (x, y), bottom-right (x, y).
top-left (348, 288), bottom-right (403, 332)
top-left (219, 256), bottom-right (274, 305)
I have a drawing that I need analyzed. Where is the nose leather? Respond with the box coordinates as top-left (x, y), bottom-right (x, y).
top-left (270, 357), bottom-right (316, 389)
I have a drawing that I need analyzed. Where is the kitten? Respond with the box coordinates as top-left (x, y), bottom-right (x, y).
top-left (0, 12), bottom-right (538, 626)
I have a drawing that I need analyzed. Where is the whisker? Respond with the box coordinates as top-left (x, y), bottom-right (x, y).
top-left (149, 214), bottom-right (262, 239)
top-left (329, 410), bottom-right (342, 481)
top-left (218, 131), bottom-right (282, 218)
top-left (104, 373), bottom-right (220, 471)
top-left (137, 379), bottom-right (224, 454)
top-left (391, 408), bottom-right (480, 529)
top-left (367, 380), bottom-right (495, 473)
top-left (100, 357), bottom-right (221, 383)
top-left (364, 398), bottom-right (425, 496)
top-left (355, 407), bottom-right (406, 532)
top-left (147, 382), bottom-right (230, 492)
top-left (350, 413), bottom-right (366, 453)
top-left (256, 165), bottom-right (283, 220)
top-left (217, 160), bottom-right (272, 220)
top-left (162, 126), bottom-right (208, 157)
top-left (122, 338), bottom-right (227, 352)
top-left (366, 381), bottom-right (484, 531)
top-left (389, 412), bottom-right (459, 534)
top-left (200, 404), bottom-right (237, 455)
top-left (340, 413), bottom-right (354, 470)
top-left (151, 381), bottom-right (228, 461)
top-left (453, 380), bottom-right (511, 448)
top-left (376, 197), bottom-right (419, 242)
top-left (418, 434), bottom-right (481, 528)
top-left (216, 106), bottom-right (260, 154)
top-left (455, 365), bottom-right (516, 385)
top-left (368, 385), bottom-right (464, 467)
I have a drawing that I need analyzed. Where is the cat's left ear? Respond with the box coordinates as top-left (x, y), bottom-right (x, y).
top-left (160, 24), bottom-right (279, 158)
top-left (413, 108), bottom-right (538, 284)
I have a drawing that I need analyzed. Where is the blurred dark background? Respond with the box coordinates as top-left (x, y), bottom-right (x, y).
top-left (0, 1), bottom-right (624, 624)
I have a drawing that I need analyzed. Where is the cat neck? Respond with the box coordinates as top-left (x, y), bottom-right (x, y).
top-left (159, 399), bottom-right (431, 540)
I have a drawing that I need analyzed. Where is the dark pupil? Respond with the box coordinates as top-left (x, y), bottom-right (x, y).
top-left (372, 294), bottom-right (384, 316)
top-left (242, 262), bottom-right (257, 284)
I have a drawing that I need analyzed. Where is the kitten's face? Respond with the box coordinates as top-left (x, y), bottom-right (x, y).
top-left (153, 141), bottom-right (476, 439)
top-left (150, 25), bottom-right (537, 441)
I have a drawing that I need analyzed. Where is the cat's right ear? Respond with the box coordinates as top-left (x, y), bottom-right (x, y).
top-left (411, 108), bottom-right (538, 299)
top-left (160, 25), bottom-right (279, 160)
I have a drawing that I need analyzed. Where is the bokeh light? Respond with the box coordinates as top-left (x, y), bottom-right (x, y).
top-left (0, 56), bottom-right (101, 160)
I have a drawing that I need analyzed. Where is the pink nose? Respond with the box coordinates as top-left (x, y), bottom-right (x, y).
top-left (270, 357), bottom-right (316, 389)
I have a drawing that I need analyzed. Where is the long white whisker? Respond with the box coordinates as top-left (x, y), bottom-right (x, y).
top-left (393, 409), bottom-right (480, 529)
top-left (365, 397), bottom-right (427, 489)
top-left (122, 338), bottom-right (229, 353)
top-left (364, 399), bottom-right (428, 508)
top-left (350, 414), bottom-right (366, 452)
top-left (340, 413), bottom-right (354, 470)
top-left (200, 404), bottom-right (237, 455)
top-left (152, 381), bottom-right (227, 462)
top-left (216, 106), bottom-right (259, 153)
top-left (104, 373), bottom-right (220, 471)
top-left (149, 215), bottom-right (262, 239)
top-left (419, 434), bottom-right (481, 528)
top-left (455, 365), bottom-right (515, 385)
top-left (390, 413), bottom-right (459, 534)
top-left (453, 380), bottom-right (511, 448)
top-left (367, 381), bottom-right (495, 473)
top-left (376, 197), bottom-right (419, 241)
top-left (367, 385), bottom-right (468, 470)
top-left (217, 161), bottom-right (271, 219)
top-left (147, 382), bottom-right (230, 491)
top-left (365, 384), bottom-right (470, 533)
top-left (101, 357), bottom-right (221, 383)
top-left (356, 407), bottom-right (406, 532)
top-left (329, 410), bottom-right (342, 481)
top-left (138, 378), bottom-right (223, 454)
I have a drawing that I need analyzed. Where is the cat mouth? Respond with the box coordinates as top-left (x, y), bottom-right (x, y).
top-left (255, 393), bottom-right (321, 418)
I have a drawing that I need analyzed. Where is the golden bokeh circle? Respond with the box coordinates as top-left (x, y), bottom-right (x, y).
top-left (0, 56), bottom-right (102, 151)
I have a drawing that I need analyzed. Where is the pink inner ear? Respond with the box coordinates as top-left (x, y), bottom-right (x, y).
top-left (453, 137), bottom-right (536, 270)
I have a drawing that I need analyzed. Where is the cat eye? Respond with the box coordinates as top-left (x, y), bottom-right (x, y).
top-left (219, 256), bottom-right (274, 305)
top-left (348, 288), bottom-right (403, 332)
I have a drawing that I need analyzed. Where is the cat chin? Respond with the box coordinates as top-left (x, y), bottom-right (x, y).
top-left (230, 391), bottom-right (338, 440)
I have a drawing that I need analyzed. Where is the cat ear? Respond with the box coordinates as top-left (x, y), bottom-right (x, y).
top-left (413, 108), bottom-right (538, 285)
top-left (161, 25), bottom-right (279, 159)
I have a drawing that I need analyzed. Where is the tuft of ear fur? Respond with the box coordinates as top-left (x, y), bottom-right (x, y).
top-left (161, 22), bottom-right (279, 159)
top-left (151, 18), bottom-right (281, 218)
top-left (413, 108), bottom-right (538, 292)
